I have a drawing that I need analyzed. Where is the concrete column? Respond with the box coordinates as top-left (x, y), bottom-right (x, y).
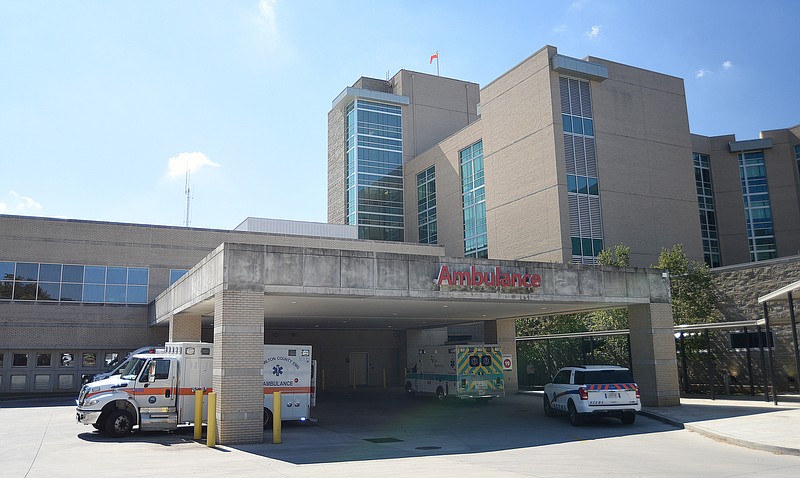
top-left (213, 289), bottom-right (265, 444)
top-left (628, 303), bottom-right (680, 406)
top-left (483, 320), bottom-right (499, 343)
top-left (495, 318), bottom-right (518, 394)
top-left (169, 313), bottom-right (202, 342)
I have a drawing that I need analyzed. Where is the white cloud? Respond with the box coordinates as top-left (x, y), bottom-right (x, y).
top-left (167, 152), bottom-right (221, 178)
top-left (696, 69), bottom-right (710, 78)
top-left (553, 24), bottom-right (568, 33)
top-left (3, 191), bottom-right (42, 214)
top-left (722, 60), bottom-right (733, 70)
top-left (258, 0), bottom-right (278, 33)
top-left (571, 1), bottom-right (588, 12)
top-left (585, 25), bottom-right (601, 38)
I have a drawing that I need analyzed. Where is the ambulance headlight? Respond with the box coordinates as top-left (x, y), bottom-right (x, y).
top-left (86, 398), bottom-right (100, 407)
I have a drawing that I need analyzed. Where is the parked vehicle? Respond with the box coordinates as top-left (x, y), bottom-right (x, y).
top-left (405, 344), bottom-right (505, 400)
top-left (87, 346), bottom-right (163, 384)
top-left (543, 365), bottom-right (640, 425)
top-left (76, 342), bottom-right (315, 436)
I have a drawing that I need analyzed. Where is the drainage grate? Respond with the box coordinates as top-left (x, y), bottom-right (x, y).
top-left (415, 446), bottom-right (442, 450)
top-left (364, 437), bottom-right (403, 443)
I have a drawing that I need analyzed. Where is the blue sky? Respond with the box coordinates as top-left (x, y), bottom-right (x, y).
top-left (1, 1), bottom-right (797, 229)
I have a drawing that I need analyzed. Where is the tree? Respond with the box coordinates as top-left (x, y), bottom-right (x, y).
top-left (654, 244), bottom-right (718, 325)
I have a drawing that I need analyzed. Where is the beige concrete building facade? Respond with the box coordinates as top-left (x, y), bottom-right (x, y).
top-left (329, 45), bottom-right (800, 270)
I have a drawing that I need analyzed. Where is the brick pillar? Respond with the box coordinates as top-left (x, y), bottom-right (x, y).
top-left (213, 289), bottom-right (265, 444)
top-left (169, 313), bottom-right (202, 342)
top-left (628, 303), bottom-right (680, 406)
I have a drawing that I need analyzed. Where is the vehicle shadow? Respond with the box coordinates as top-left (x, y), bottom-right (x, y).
top-left (228, 388), bottom-right (679, 465)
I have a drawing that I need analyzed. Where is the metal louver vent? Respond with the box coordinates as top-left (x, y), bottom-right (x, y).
top-left (560, 77), bottom-right (571, 114)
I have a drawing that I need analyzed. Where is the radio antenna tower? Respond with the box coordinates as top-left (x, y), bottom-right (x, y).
top-left (184, 168), bottom-right (192, 227)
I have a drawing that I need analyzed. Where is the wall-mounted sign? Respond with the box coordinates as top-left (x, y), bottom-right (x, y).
top-left (437, 265), bottom-right (541, 288)
top-left (502, 354), bottom-right (513, 372)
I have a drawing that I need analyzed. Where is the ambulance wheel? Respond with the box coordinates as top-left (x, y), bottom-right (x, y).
top-left (405, 382), bottom-right (415, 398)
top-left (263, 408), bottom-right (273, 429)
top-left (621, 412), bottom-right (636, 425)
top-left (567, 400), bottom-right (583, 426)
top-left (105, 409), bottom-right (133, 437)
top-left (543, 395), bottom-right (556, 417)
top-left (435, 386), bottom-right (445, 401)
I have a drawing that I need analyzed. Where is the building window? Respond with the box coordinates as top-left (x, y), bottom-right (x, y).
top-left (82, 353), bottom-right (97, 368)
top-left (345, 99), bottom-right (404, 241)
top-left (460, 141), bottom-right (488, 258)
top-left (36, 353), bottom-right (52, 367)
top-left (795, 145), bottom-right (800, 179)
top-left (417, 166), bottom-right (437, 244)
top-left (60, 353), bottom-right (75, 367)
top-left (12, 353), bottom-right (28, 367)
top-left (169, 269), bottom-right (189, 285)
top-left (560, 76), bottom-right (603, 264)
top-left (738, 151), bottom-right (776, 261)
top-left (0, 261), bottom-right (149, 304)
top-left (693, 153), bottom-right (721, 267)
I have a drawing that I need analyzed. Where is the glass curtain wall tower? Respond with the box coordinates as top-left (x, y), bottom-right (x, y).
top-left (738, 150), bottom-right (776, 261)
top-left (693, 153), bottom-right (721, 267)
top-left (345, 99), bottom-right (405, 241)
top-left (460, 141), bottom-right (487, 258)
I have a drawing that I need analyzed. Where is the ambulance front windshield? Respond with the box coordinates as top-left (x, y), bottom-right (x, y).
top-left (119, 357), bottom-right (147, 380)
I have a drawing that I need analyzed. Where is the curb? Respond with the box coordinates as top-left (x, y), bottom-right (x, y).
top-left (640, 410), bottom-right (800, 456)
top-left (683, 423), bottom-right (800, 457)
top-left (638, 410), bottom-right (684, 429)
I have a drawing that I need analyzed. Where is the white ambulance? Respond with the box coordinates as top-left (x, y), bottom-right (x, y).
top-left (404, 344), bottom-right (505, 400)
top-left (75, 342), bottom-right (316, 437)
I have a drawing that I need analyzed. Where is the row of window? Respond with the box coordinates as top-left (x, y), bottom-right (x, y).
top-left (0, 351), bottom-right (119, 369)
top-left (1, 262), bottom-right (149, 304)
top-left (693, 153), bottom-right (721, 267)
top-left (417, 166), bottom-right (437, 244)
top-left (738, 151), bottom-right (776, 262)
top-left (0, 262), bottom-right (188, 304)
top-left (346, 99), bottom-right (406, 241)
top-left (561, 76), bottom-right (603, 265)
top-left (460, 141), bottom-right (488, 258)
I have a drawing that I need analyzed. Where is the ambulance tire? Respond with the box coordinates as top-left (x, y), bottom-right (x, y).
top-left (567, 400), bottom-right (584, 426)
top-left (435, 386), bottom-right (445, 401)
top-left (621, 412), bottom-right (636, 425)
top-left (405, 382), bottom-right (415, 398)
top-left (105, 409), bottom-right (134, 437)
top-left (263, 408), bottom-right (273, 429)
top-left (543, 395), bottom-right (556, 417)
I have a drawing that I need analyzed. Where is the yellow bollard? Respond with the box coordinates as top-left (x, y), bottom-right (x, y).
top-left (207, 392), bottom-right (217, 447)
top-left (193, 388), bottom-right (203, 440)
top-left (272, 391), bottom-right (282, 444)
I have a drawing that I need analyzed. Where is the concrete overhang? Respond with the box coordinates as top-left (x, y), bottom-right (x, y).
top-left (729, 138), bottom-right (773, 152)
top-left (152, 242), bottom-right (670, 330)
top-left (551, 54), bottom-right (609, 82)
top-left (331, 86), bottom-right (410, 110)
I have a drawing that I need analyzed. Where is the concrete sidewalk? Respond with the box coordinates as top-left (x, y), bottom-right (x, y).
top-left (640, 395), bottom-right (800, 456)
